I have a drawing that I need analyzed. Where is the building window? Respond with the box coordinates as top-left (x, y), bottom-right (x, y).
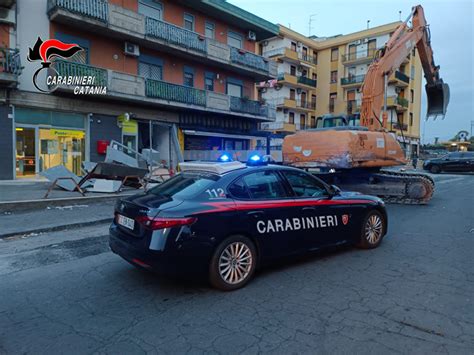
top-left (301, 69), bottom-right (308, 77)
top-left (138, 59), bottom-right (163, 80)
top-left (184, 13), bottom-right (195, 31)
top-left (410, 65), bottom-right (415, 80)
top-left (291, 41), bottom-right (297, 51)
top-left (205, 72), bottom-right (214, 91)
top-left (330, 70), bottom-right (338, 83)
top-left (329, 93), bottom-right (337, 112)
top-left (410, 89), bottom-right (414, 103)
top-left (312, 73), bottom-right (317, 81)
top-left (311, 94), bottom-right (316, 109)
top-left (313, 52), bottom-right (318, 64)
top-left (183, 66), bottom-right (194, 87)
top-left (205, 21), bottom-right (215, 39)
top-left (410, 112), bottom-right (413, 126)
top-left (56, 33), bottom-right (90, 64)
top-left (227, 80), bottom-right (243, 97)
top-left (412, 47), bottom-right (416, 57)
top-left (331, 47), bottom-right (339, 62)
top-left (302, 46), bottom-right (308, 60)
top-left (138, 0), bottom-right (163, 20)
top-left (300, 114), bottom-right (306, 130)
top-left (289, 88), bottom-right (296, 100)
top-left (289, 112), bottom-right (295, 124)
top-left (290, 65), bottom-right (296, 76)
top-left (311, 116), bottom-right (316, 128)
top-left (228, 31), bottom-right (243, 49)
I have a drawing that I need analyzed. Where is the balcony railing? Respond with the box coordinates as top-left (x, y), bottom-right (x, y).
top-left (230, 47), bottom-right (269, 72)
top-left (230, 96), bottom-right (270, 116)
top-left (53, 60), bottom-right (108, 87)
top-left (146, 79), bottom-right (206, 106)
top-left (145, 17), bottom-right (207, 53)
top-left (297, 76), bottom-right (317, 87)
top-left (342, 48), bottom-right (376, 63)
top-left (298, 53), bottom-right (317, 65)
top-left (394, 70), bottom-right (410, 84)
top-left (297, 100), bottom-right (316, 110)
top-left (396, 97), bottom-right (409, 107)
top-left (341, 74), bottom-right (365, 85)
top-left (47, 0), bottom-right (108, 22)
top-left (0, 47), bottom-right (22, 75)
top-left (393, 122), bottom-right (408, 131)
top-left (263, 47), bottom-right (286, 57)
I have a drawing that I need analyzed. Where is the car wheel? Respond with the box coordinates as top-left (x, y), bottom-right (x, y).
top-left (209, 235), bottom-right (257, 291)
top-left (357, 210), bottom-right (385, 249)
top-left (430, 165), bottom-right (441, 174)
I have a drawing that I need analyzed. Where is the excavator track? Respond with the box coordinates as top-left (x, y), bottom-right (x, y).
top-left (376, 170), bottom-right (435, 204)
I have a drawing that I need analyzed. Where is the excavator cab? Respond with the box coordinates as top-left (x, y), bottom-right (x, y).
top-left (426, 80), bottom-right (450, 120)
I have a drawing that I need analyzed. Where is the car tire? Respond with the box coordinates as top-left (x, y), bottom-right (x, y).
top-left (356, 210), bottom-right (385, 249)
top-left (430, 165), bottom-right (441, 174)
top-left (209, 235), bottom-right (257, 291)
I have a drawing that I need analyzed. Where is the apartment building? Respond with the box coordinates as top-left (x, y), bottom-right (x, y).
top-left (0, 0), bottom-right (278, 180)
top-left (261, 22), bottom-right (423, 158)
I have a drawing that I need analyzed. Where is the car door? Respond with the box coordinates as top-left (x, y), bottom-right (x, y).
top-left (227, 169), bottom-right (302, 259)
top-left (279, 169), bottom-right (353, 250)
top-left (464, 152), bottom-right (474, 171)
top-left (443, 153), bottom-right (462, 171)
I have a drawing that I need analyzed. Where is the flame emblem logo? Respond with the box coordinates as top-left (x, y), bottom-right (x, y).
top-left (27, 37), bottom-right (83, 93)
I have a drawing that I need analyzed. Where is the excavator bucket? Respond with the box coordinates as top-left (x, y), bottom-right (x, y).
top-left (425, 80), bottom-right (450, 119)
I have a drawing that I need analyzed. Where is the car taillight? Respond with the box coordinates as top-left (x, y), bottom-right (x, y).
top-left (136, 216), bottom-right (197, 230)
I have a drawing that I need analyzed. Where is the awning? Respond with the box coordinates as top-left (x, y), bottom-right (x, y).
top-left (183, 130), bottom-right (267, 141)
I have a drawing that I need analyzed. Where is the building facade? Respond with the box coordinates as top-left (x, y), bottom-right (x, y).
top-left (261, 23), bottom-right (423, 158)
top-left (0, 0), bottom-right (278, 180)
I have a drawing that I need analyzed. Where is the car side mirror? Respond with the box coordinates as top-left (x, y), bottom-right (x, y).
top-left (329, 184), bottom-right (341, 196)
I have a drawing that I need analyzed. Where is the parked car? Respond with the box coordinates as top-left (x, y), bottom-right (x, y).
top-left (110, 155), bottom-right (388, 291)
top-left (423, 152), bottom-right (474, 173)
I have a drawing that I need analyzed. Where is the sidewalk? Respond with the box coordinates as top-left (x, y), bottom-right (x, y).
top-left (0, 180), bottom-right (138, 213)
top-left (0, 202), bottom-right (115, 238)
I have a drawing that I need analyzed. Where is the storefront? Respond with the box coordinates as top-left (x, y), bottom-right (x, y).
top-left (14, 108), bottom-right (86, 178)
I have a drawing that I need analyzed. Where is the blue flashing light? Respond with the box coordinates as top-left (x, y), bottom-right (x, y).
top-left (249, 154), bottom-right (261, 162)
top-left (218, 153), bottom-right (232, 162)
top-left (247, 154), bottom-right (268, 166)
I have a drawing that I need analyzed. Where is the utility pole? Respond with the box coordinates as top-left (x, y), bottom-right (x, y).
top-left (308, 14), bottom-right (317, 36)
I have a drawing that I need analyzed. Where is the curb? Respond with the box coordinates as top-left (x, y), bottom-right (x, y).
top-left (0, 218), bottom-right (113, 239)
top-left (0, 193), bottom-right (135, 213)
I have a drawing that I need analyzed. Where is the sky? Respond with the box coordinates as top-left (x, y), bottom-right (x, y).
top-left (229, 0), bottom-right (474, 144)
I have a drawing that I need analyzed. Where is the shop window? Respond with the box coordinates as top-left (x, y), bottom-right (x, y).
top-left (184, 13), bottom-right (195, 31)
top-left (228, 31), bottom-right (243, 49)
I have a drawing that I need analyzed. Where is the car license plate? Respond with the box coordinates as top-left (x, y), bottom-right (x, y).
top-left (117, 214), bottom-right (135, 230)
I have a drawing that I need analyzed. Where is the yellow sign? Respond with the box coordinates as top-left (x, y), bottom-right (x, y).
top-left (50, 129), bottom-right (85, 138)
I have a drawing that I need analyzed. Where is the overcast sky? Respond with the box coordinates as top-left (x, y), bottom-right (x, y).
top-left (230, 0), bottom-right (473, 143)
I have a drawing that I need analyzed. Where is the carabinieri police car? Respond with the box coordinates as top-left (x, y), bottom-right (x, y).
top-left (109, 154), bottom-right (388, 291)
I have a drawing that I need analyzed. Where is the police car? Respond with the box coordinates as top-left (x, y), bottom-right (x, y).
top-left (110, 154), bottom-right (388, 291)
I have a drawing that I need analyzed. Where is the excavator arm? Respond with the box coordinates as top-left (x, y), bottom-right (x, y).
top-left (360, 5), bottom-right (449, 130)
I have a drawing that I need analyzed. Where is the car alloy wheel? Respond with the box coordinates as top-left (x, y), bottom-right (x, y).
top-left (365, 214), bottom-right (383, 245)
top-left (430, 165), bottom-right (440, 174)
top-left (218, 242), bottom-right (253, 285)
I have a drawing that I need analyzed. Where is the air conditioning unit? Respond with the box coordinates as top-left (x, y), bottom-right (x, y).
top-left (247, 30), bottom-right (257, 41)
top-left (297, 41), bottom-right (302, 48)
top-left (0, 7), bottom-right (15, 24)
top-left (363, 38), bottom-right (369, 43)
top-left (124, 42), bottom-right (140, 57)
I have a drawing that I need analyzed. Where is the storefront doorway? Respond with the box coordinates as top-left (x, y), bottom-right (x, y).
top-left (15, 127), bottom-right (36, 178)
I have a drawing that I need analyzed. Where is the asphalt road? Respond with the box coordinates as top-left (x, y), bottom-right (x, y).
top-left (0, 173), bottom-right (473, 354)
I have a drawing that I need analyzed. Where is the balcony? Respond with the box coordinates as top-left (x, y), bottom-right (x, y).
top-left (146, 17), bottom-right (206, 54)
top-left (296, 100), bottom-right (316, 110)
top-left (390, 70), bottom-right (410, 86)
top-left (263, 47), bottom-right (298, 62)
top-left (47, 0), bottom-right (276, 80)
top-left (297, 76), bottom-right (317, 88)
top-left (146, 79), bottom-right (206, 106)
top-left (52, 60), bottom-right (274, 120)
top-left (341, 74), bottom-right (365, 87)
top-left (387, 96), bottom-right (409, 111)
top-left (393, 122), bottom-right (408, 131)
top-left (0, 47), bottom-right (21, 86)
top-left (342, 48), bottom-right (377, 65)
top-left (47, 0), bottom-right (108, 22)
top-left (261, 121), bottom-right (296, 133)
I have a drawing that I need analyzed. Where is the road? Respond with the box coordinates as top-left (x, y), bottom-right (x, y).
top-left (0, 173), bottom-right (473, 354)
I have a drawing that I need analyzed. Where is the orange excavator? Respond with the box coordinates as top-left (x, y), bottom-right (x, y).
top-left (282, 5), bottom-right (449, 204)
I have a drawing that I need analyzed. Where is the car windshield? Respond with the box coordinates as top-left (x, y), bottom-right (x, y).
top-left (148, 172), bottom-right (220, 199)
